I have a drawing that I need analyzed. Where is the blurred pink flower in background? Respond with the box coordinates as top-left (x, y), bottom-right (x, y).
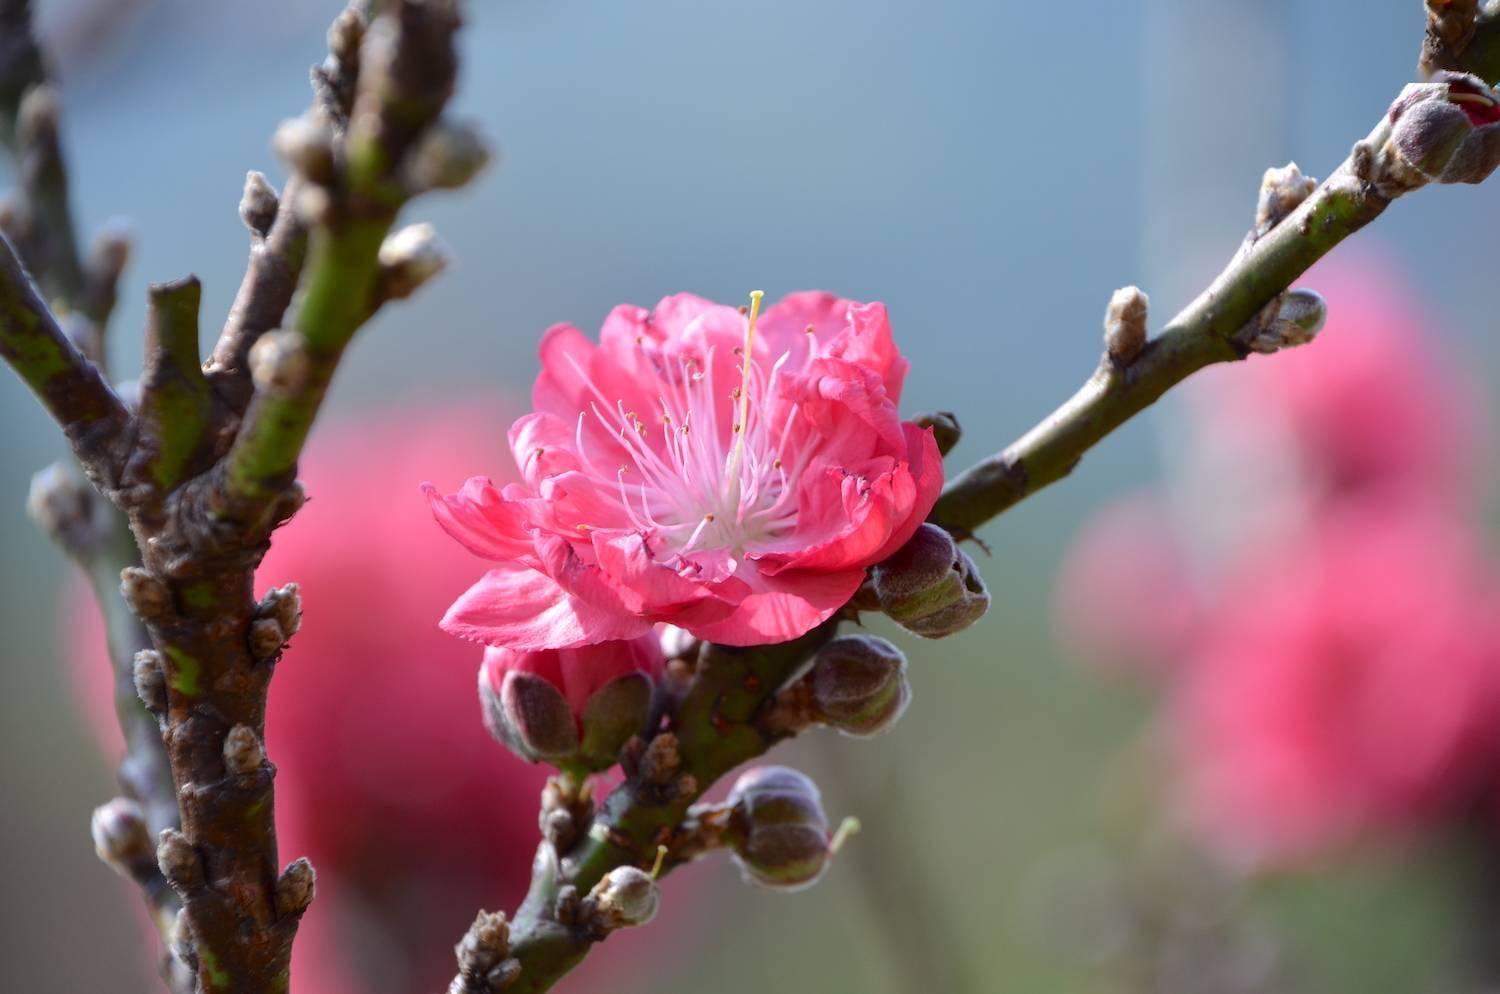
top-left (1056, 248), bottom-right (1500, 866)
top-left (1054, 494), bottom-right (1201, 680)
top-left (70, 401), bottom-right (693, 993)
top-left (426, 291), bottom-right (942, 651)
top-left (1174, 503), bottom-right (1500, 863)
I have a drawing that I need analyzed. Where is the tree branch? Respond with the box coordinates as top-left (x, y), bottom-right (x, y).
top-left (0, 2), bottom-right (484, 992)
top-left (928, 88), bottom-right (1475, 536)
top-left (0, 233), bottom-right (130, 478)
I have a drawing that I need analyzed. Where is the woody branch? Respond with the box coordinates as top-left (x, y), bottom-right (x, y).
top-left (0, 2), bottom-right (487, 992)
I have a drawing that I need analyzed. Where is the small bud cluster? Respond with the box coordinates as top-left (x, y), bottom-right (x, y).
top-left (1254, 163), bottom-right (1318, 235)
top-left (538, 775), bottom-right (594, 853)
top-left (870, 523), bottom-right (991, 638)
top-left (449, 910), bottom-right (521, 993)
top-left (249, 583), bottom-right (302, 662)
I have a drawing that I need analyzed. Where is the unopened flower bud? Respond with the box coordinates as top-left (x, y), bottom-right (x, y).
top-left (223, 724), bottom-right (264, 775)
top-left (726, 766), bottom-right (831, 891)
top-left (238, 170), bottom-right (279, 237)
top-left (91, 798), bottom-right (153, 876)
top-left (403, 119), bottom-right (493, 192)
top-left (808, 635), bottom-right (911, 738)
top-left (1247, 288), bottom-right (1328, 355)
top-left (451, 910), bottom-right (517, 992)
top-left (272, 115), bottom-right (337, 183)
top-left (157, 828), bottom-right (203, 890)
top-left (480, 640), bottom-right (661, 771)
top-left (27, 462), bottom-right (95, 551)
top-left (133, 649), bottom-right (167, 714)
top-left (589, 866), bottom-right (660, 930)
top-left (1255, 162), bottom-right (1317, 235)
top-left (120, 567), bottom-right (171, 620)
top-left (274, 857), bottom-right (316, 917)
top-left (871, 523), bottom-right (990, 638)
top-left (249, 330), bottom-right (310, 394)
top-left (1103, 286), bottom-right (1149, 365)
top-left (1388, 72), bottom-right (1500, 185)
top-left (912, 411), bottom-right (962, 457)
top-left (377, 222), bottom-right (452, 300)
top-left (257, 582), bottom-right (303, 640)
top-left (248, 617), bottom-right (288, 661)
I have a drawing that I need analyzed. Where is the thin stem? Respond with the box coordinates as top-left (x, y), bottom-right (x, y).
top-left (929, 124), bottom-right (1395, 536)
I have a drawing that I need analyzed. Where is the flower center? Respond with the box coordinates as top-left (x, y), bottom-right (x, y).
top-left (564, 292), bottom-right (820, 571)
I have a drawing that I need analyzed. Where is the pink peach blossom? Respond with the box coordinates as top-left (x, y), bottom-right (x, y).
top-left (426, 291), bottom-right (943, 649)
top-left (1173, 502), bottom-right (1500, 864)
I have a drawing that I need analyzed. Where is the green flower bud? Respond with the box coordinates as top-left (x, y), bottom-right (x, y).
top-left (726, 766), bottom-right (830, 891)
top-left (871, 523), bottom-right (990, 638)
top-left (809, 635), bottom-right (911, 738)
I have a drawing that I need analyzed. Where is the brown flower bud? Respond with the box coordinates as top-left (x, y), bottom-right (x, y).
top-left (133, 649), bottom-right (167, 714)
top-left (808, 635), bottom-right (911, 738)
top-left (1388, 72), bottom-right (1500, 185)
top-left (726, 766), bottom-right (831, 891)
top-left (223, 724), bottom-right (264, 775)
top-left (871, 523), bottom-right (990, 638)
top-left (238, 170), bottom-right (279, 237)
top-left (1103, 286), bottom-right (1149, 365)
top-left (157, 829), bottom-right (203, 890)
top-left (91, 798), bottom-right (153, 876)
top-left (452, 910), bottom-right (513, 987)
top-left (274, 857), bottom-right (317, 917)
top-left (120, 567), bottom-right (170, 620)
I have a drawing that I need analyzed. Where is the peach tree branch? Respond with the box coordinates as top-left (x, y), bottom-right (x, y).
top-left (930, 66), bottom-right (1500, 537)
top-left (0, 2), bottom-right (487, 992)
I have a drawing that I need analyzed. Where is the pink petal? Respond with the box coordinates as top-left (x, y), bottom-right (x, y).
top-left (441, 564), bottom-right (652, 650)
top-left (685, 567), bottom-right (864, 646)
top-left (423, 478), bottom-right (533, 561)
